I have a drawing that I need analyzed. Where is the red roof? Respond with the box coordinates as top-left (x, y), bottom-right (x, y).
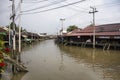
top-left (65, 32), bottom-right (120, 36)
top-left (96, 23), bottom-right (120, 32)
top-left (70, 28), bottom-right (82, 33)
top-left (64, 23), bottom-right (120, 36)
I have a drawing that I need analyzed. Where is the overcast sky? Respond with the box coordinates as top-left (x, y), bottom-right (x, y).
top-left (0, 0), bottom-right (120, 34)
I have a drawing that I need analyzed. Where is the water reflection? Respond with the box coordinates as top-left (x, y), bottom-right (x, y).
top-left (58, 45), bottom-right (120, 80)
top-left (11, 40), bottom-right (120, 80)
top-left (11, 72), bottom-right (27, 80)
top-left (59, 51), bottom-right (64, 71)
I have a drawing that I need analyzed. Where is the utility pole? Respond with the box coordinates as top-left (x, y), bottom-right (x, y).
top-left (9, 18), bottom-right (11, 47)
top-left (10, 0), bottom-right (16, 73)
top-left (12, 0), bottom-right (16, 52)
top-left (18, 0), bottom-right (22, 62)
top-left (60, 18), bottom-right (65, 35)
top-left (89, 7), bottom-right (98, 48)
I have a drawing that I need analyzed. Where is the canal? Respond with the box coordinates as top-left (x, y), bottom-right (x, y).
top-left (11, 40), bottom-right (120, 80)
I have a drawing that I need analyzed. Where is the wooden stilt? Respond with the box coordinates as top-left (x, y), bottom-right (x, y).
top-left (103, 43), bottom-right (107, 50)
top-left (107, 43), bottom-right (111, 50)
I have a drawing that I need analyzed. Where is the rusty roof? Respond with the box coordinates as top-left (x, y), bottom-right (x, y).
top-left (64, 23), bottom-right (120, 36)
top-left (64, 32), bottom-right (120, 36)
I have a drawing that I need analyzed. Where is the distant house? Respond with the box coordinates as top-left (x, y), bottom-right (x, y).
top-left (0, 27), bottom-right (7, 35)
top-left (63, 23), bottom-right (120, 44)
top-left (40, 33), bottom-right (47, 36)
top-left (22, 32), bottom-right (40, 40)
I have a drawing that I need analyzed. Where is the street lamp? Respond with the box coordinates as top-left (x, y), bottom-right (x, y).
top-left (60, 18), bottom-right (65, 35)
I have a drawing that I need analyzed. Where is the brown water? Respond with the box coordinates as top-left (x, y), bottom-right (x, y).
top-left (12, 40), bottom-right (120, 80)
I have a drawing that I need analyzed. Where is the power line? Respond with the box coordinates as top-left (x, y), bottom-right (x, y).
top-left (65, 6), bottom-right (88, 13)
top-left (15, 0), bottom-right (21, 13)
top-left (22, 0), bottom-right (67, 12)
top-left (63, 1), bottom-right (89, 11)
top-left (96, 2), bottom-right (120, 8)
top-left (57, 1), bottom-right (88, 13)
top-left (65, 14), bottom-right (120, 28)
top-left (47, 0), bottom-right (88, 13)
top-left (22, 0), bottom-right (86, 15)
top-left (65, 12), bottom-right (84, 19)
top-left (22, 0), bottom-right (48, 3)
top-left (65, 1), bottom-right (120, 13)
top-left (96, 16), bottom-right (120, 21)
top-left (15, 14), bottom-right (20, 21)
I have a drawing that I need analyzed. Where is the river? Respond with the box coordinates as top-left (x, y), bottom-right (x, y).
top-left (11, 40), bottom-right (120, 80)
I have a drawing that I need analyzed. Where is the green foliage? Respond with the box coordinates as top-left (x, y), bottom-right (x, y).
top-left (6, 22), bottom-right (27, 32)
top-left (6, 22), bottom-right (18, 32)
top-left (10, 22), bottom-right (18, 31)
top-left (0, 40), bottom-right (4, 49)
top-left (67, 25), bottom-right (78, 32)
top-left (22, 28), bottom-right (27, 32)
top-left (0, 35), bottom-right (4, 41)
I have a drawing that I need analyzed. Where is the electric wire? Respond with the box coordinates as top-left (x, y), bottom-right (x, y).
top-left (65, 12), bottom-right (84, 20)
top-left (21, 0), bottom-right (86, 15)
top-left (63, 1), bottom-right (89, 11)
top-left (15, 0), bottom-right (21, 13)
top-left (58, 1), bottom-right (88, 13)
top-left (95, 2), bottom-right (120, 9)
top-left (22, 0), bottom-right (67, 12)
top-left (66, 7), bottom-right (88, 13)
top-left (46, 0), bottom-right (88, 13)
top-left (73, 15), bottom-right (120, 27)
top-left (23, 0), bottom-right (48, 3)
top-left (22, 0), bottom-right (120, 15)
top-left (15, 14), bottom-right (20, 21)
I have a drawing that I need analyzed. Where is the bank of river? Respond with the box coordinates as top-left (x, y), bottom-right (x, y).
top-left (11, 40), bottom-right (120, 80)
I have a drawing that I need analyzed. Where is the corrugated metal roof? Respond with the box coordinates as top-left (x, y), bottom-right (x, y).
top-left (64, 23), bottom-right (120, 36)
top-left (64, 32), bottom-right (120, 36)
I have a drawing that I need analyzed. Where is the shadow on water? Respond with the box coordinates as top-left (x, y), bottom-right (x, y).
top-left (58, 45), bottom-right (120, 80)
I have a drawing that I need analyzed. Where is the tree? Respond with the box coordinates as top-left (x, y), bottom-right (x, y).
top-left (6, 22), bottom-right (18, 32)
top-left (22, 28), bottom-right (27, 32)
top-left (67, 25), bottom-right (78, 32)
top-left (6, 22), bottom-right (27, 32)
